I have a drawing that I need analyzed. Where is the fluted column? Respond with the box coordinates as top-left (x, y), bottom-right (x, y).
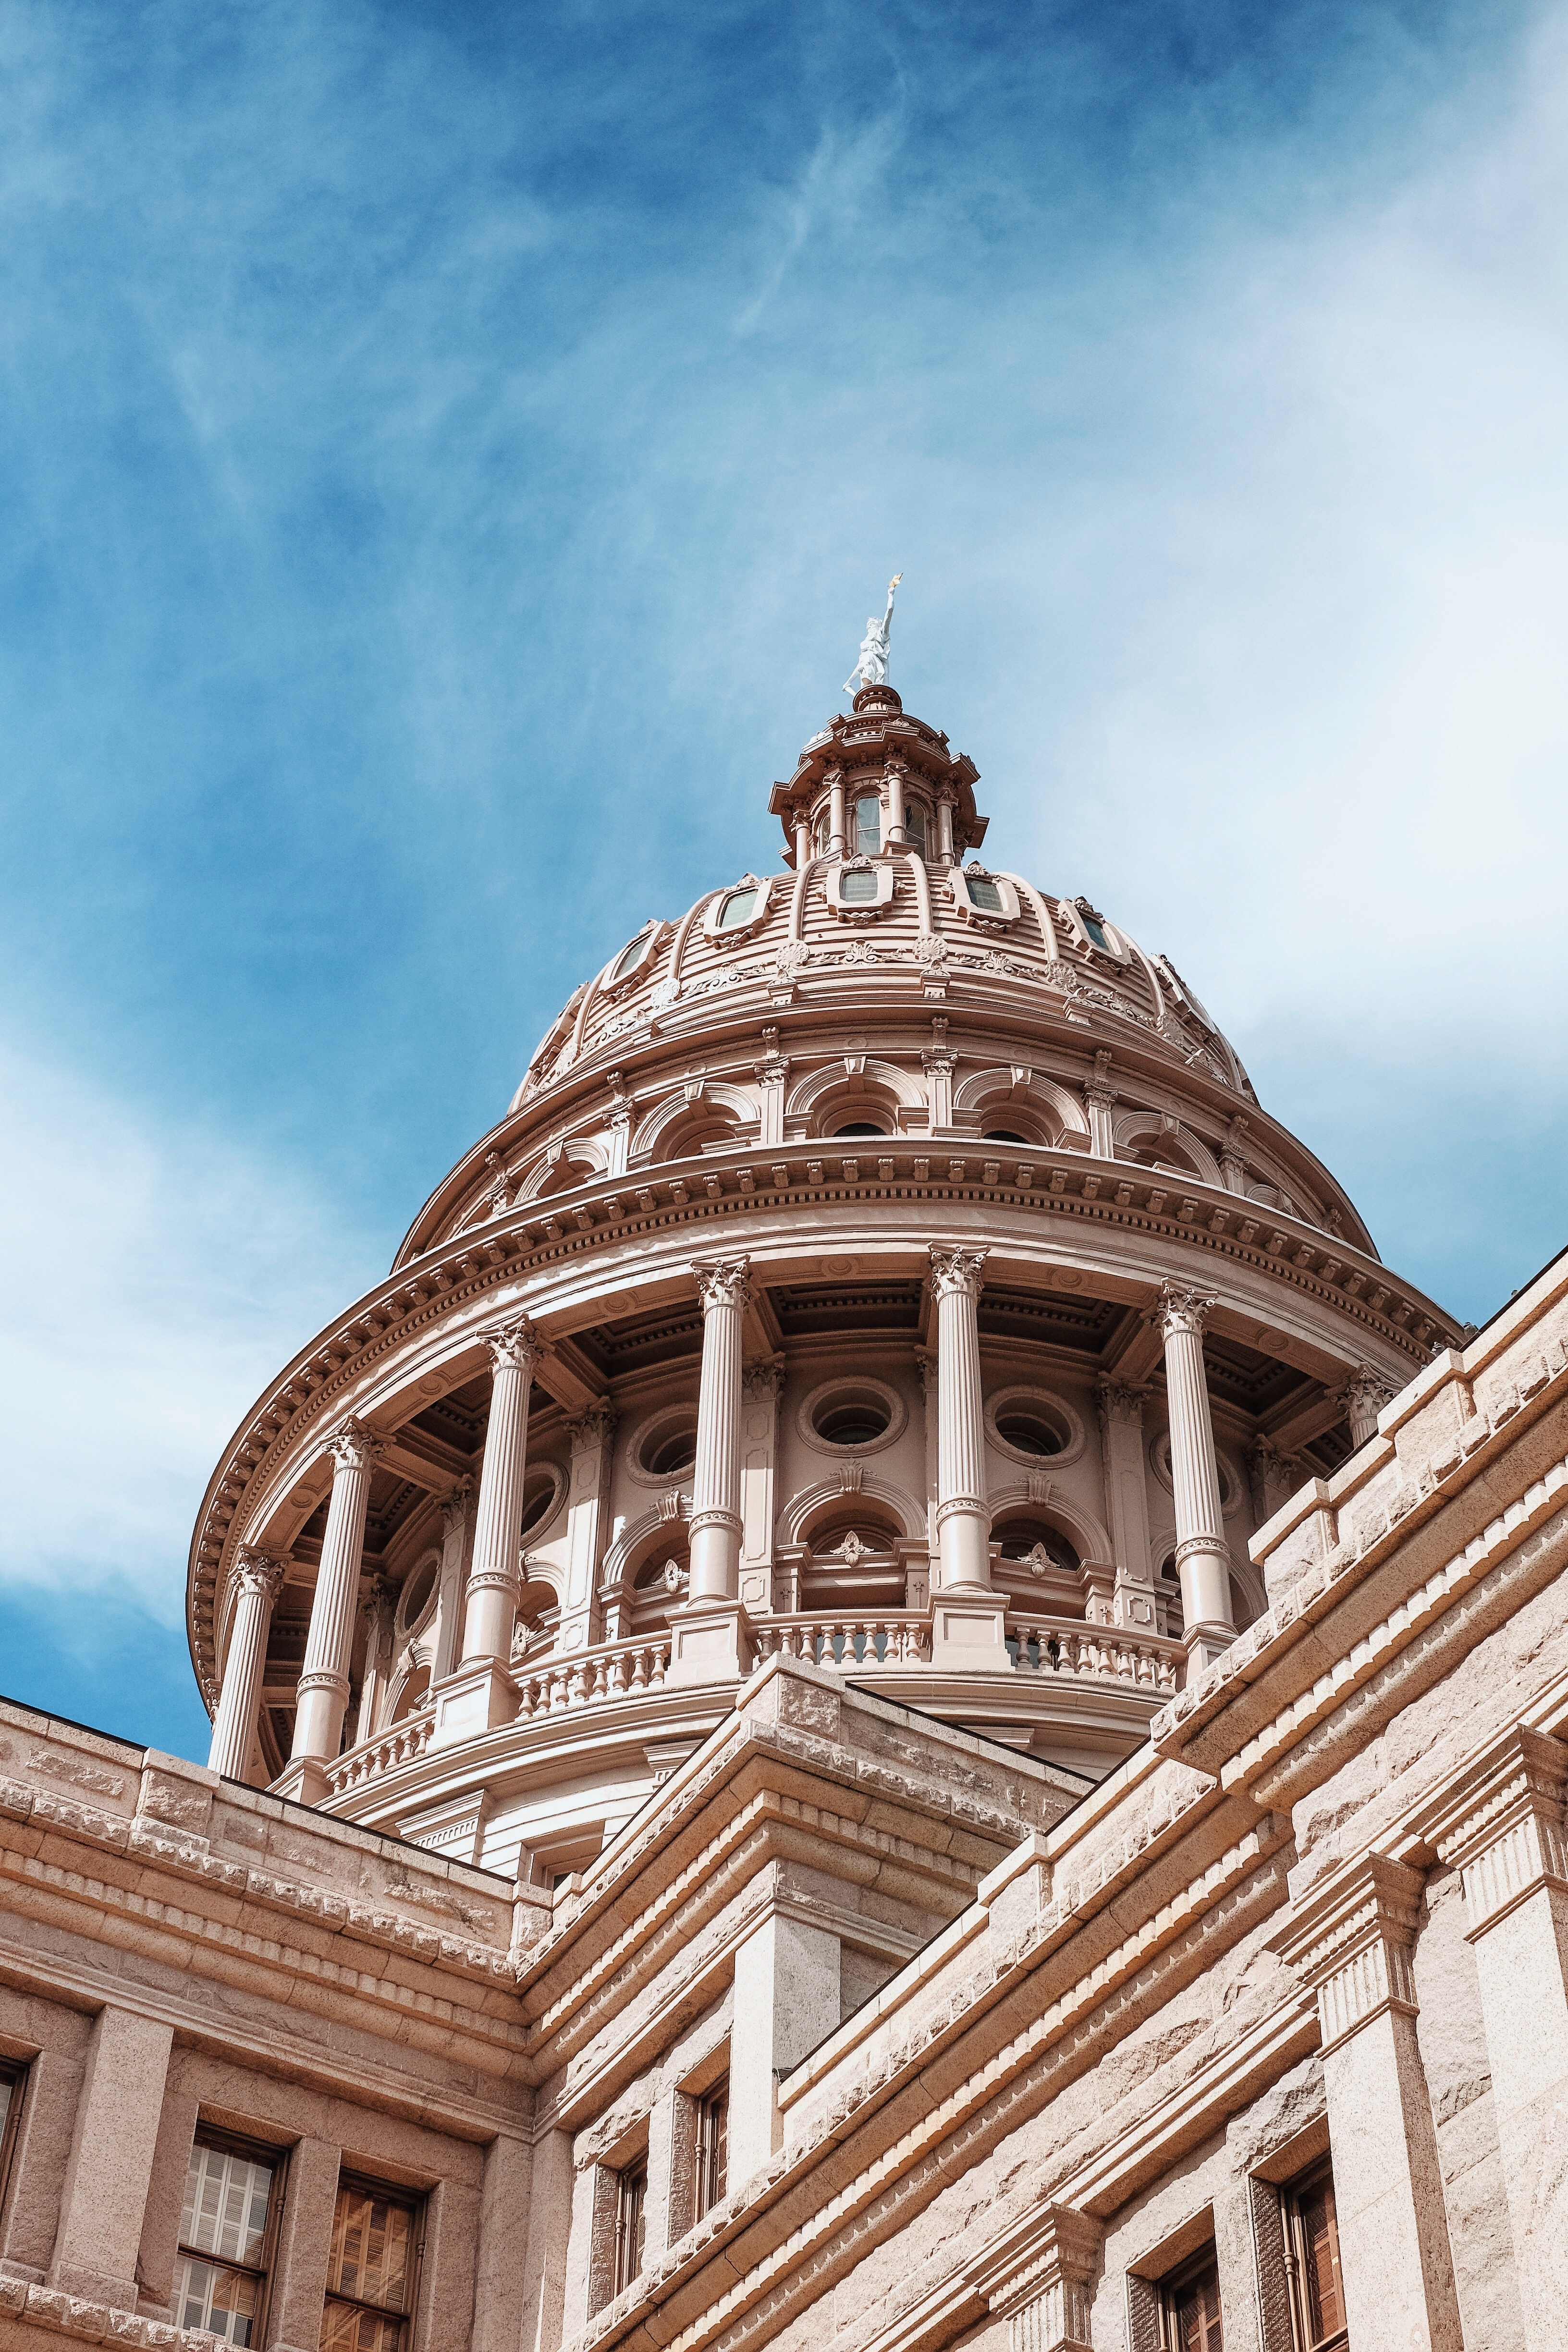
top-left (688, 1258), bottom-right (751, 1602)
top-left (1155, 1285), bottom-right (1237, 1669)
top-left (208, 1548), bottom-right (284, 1782)
top-left (290, 1416), bottom-right (383, 1769)
top-left (930, 1244), bottom-right (991, 1591)
top-left (461, 1318), bottom-right (542, 1665)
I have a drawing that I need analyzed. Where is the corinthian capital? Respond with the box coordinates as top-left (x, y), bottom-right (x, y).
top-left (234, 1547), bottom-right (286, 1601)
top-left (327, 1416), bottom-right (385, 1474)
top-left (484, 1315), bottom-right (543, 1374)
top-left (692, 1255), bottom-right (752, 1313)
top-left (1341, 1365), bottom-right (1397, 1422)
top-left (439, 1476), bottom-right (472, 1538)
top-left (1155, 1283), bottom-right (1215, 1340)
top-left (1096, 1378), bottom-right (1147, 1431)
top-left (929, 1242), bottom-right (988, 1301)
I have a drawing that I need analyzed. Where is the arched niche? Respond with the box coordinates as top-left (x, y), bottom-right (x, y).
top-left (1112, 1111), bottom-right (1224, 1188)
top-left (777, 1472), bottom-right (924, 1547)
top-left (785, 1057), bottom-right (926, 1139)
top-left (628, 1082), bottom-right (760, 1167)
top-left (518, 1137), bottom-right (610, 1203)
top-left (952, 1067), bottom-right (1091, 1149)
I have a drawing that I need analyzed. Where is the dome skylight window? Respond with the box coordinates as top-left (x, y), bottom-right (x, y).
top-left (841, 869), bottom-right (878, 902)
top-left (605, 929), bottom-right (655, 986)
top-left (965, 874), bottom-right (1004, 912)
top-left (717, 887), bottom-right (758, 930)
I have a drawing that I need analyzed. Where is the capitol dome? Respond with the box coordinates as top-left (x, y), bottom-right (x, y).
top-left (191, 680), bottom-right (1458, 1876)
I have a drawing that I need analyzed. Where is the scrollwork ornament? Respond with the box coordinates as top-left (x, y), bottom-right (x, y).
top-left (929, 1242), bottom-right (988, 1300)
top-left (692, 1255), bottom-right (752, 1313)
top-left (484, 1315), bottom-right (543, 1374)
top-left (1155, 1283), bottom-right (1215, 1340)
top-left (328, 1415), bottom-right (385, 1475)
top-left (234, 1547), bottom-right (286, 1602)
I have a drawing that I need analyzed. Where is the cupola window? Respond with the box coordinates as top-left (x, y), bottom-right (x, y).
top-left (904, 800), bottom-right (927, 854)
top-left (1083, 912), bottom-right (1110, 950)
top-left (606, 929), bottom-right (653, 985)
top-left (965, 874), bottom-right (1004, 913)
top-left (717, 887), bottom-right (759, 931)
top-left (841, 868), bottom-right (878, 902)
top-left (854, 794), bottom-right (881, 855)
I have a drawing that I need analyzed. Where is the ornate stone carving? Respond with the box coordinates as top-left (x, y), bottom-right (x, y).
top-left (929, 1243), bottom-right (988, 1300)
top-left (568, 1400), bottom-right (619, 1452)
top-left (1420, 1727), bottom-right (1568, 1937)
top-left (327, 1416), bottom-right (384, 1475)
top-left (692, 1256), bottom-right (752, 1313)
top-left (233, 1547), bottom-right (286, 1601)
top-left (439, 1477), bottom-right (473, 1540)
top-left (1342, 1365), bottom-right (1397, 1445)
top-left (1096, 1378), bottom-right (1147, 1432)
top-left (483, 1316), bottom-right (543, 1375)
top-left (1154, 1283), bottom-right (1215, 1339)
top-left (1271, 1853), bottom-right (1425, 2053)
top-left (742, 1358), bottom-right (786, 1405)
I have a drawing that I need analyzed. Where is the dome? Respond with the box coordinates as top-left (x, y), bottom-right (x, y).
top-left (189, 681), bottom-right (1458, 1876)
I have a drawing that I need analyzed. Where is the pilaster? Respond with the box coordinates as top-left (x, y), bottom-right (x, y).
top-left (975, 2207), bottom-right (1104, 2352)
top-left (739, 1358), bottom-right (785, 1617)
top-left (560, 1400), bottom-right (618, 1654)
top-left (1096, 1378), bottom-right (1155, 1629)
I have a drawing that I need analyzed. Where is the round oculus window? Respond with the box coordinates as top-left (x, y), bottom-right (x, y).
top-left (994, 1412), bottom-right (1063, 1458)
top-left (645, 1428), bottom-right (698, 1478)
top-left (814, 1399), bottom-right (891, 1448)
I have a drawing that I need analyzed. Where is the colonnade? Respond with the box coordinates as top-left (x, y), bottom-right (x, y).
top-left (214, 1252), bottom-right (1247, 1786)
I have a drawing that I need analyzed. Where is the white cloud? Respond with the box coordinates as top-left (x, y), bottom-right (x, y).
top-left (0, 1034), bottom-right (377, 1618)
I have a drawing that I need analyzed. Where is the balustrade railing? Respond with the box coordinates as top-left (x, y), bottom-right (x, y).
top-left (322, 1610), bottom-right (1178, 1800)
top-left (749, 1615), bottom-right (931, 1668)
top-left (326, 1706), bottom-right (435, 1794)
top-left (512, 1635), bottom-right (671, 1719)
top-left (1006, 1615), bottom-right (1182, 1692)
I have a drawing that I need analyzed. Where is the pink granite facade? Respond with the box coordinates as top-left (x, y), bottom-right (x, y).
top-left (1, 682), bottom-right (1562, 2351)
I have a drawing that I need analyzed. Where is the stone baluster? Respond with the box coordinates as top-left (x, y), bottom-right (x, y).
top-left (668, 1257), bottom-right (752, 1684)
top-left (1424, 1728), bottom-right (1568, 2352)
top-left (460, 1318), bottom-right (543, 1666)
top-left (208, 1547), bottom-right (285, 1783)
top-left (281, 1416), bottom-right (383, 1802)
top-left (1343, 1364), bottom-right (1397, 1448)
top-left (929, 1243), bottom-right (1007, 1666)
top-left (1272, 1855), bottom-right (1462, 2352)
top-left (1155, 1286), bottom-right (1237, 1671)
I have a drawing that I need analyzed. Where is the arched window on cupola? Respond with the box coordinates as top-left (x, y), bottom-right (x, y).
top-left (904, 799), bottom-right (928, 855)
top-left (853, 793), bottom-right (882, 855)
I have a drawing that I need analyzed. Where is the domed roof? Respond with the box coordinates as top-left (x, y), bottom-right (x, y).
top-left (395, 685), bottom-right (1371, 1266)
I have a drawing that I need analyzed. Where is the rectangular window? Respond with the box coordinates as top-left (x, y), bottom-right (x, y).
top-left (174, 2134), bottom-right (282, 2347)
top-left (320, 2177), bottom-right (420, 2352)
top-left (841, 868), bottom-right (878, 902)
top-left (695, 2083), bottom-right (728, 2218)
top-left (905, 801), bottom-right (927, 854)
top-left (0, 2061), bottom-right (26, 2218)
top-left (1084, 912), bottom-right (1111, 950)
top-left (966, 875), bottom-right (1004, 912)
top-left (1284, 2162), bottom-right (1347, 2352)
top-left (1160, 2248), bottom-right (1223, 2351)
top-left (854, 795), bottom-right (881, 855)
top-left (613, 2159), bottom-right (647, 2296)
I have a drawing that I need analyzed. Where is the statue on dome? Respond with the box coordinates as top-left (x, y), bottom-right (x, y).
top-left (844, 573), bottom-right (902, 694)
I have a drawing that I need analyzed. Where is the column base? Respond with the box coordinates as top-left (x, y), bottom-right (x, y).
top-left (269, 1755), bottom-right (333, 1808)
top-left (1184, 1622), bottom-right (1237, 1674)
top-left (429, 1660), bottom-right (521, 1747)
top-left (664, 1601), bottom-right (750, 1687)
top-left (929, 1593), bottom-right (1009, 1668)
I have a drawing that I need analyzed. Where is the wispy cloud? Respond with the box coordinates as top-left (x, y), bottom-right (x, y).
top-left (0, 1031), bottom-right (375, 1613)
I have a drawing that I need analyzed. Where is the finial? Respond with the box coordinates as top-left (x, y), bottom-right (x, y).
top-left (844, 573), bottom-right (902, 697)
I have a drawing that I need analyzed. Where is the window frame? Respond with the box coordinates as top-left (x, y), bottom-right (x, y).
top-left (903, 798), bottom-right (928, 855)
top-left (947, 866), bottom-right (1020, 929)
top-left (852, 792), bottom-right (882, 856)
top-left (823, 859), bottom-right (895, 920)
top-left (612, 2156), bottom-right (648, 2298)
top-left (320, 2168), bottom-right (425, 2352)
top-left (1157, 2242), bottom-right (1224, 2351)
top-left (694, 2081), bottom-right (729, 2220)
top-left (1282, 2159), bottom-right (1347, 2352)
top-left (0, 2058), bottom-right (27, 2226)
top-left (173, 2125), bottom-right (289, 2351)
top-left (700, 876), bottom-right (773, 948)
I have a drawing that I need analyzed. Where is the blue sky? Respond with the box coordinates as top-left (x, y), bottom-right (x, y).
top-left (3, 0), bottom-right (1566, 1762)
